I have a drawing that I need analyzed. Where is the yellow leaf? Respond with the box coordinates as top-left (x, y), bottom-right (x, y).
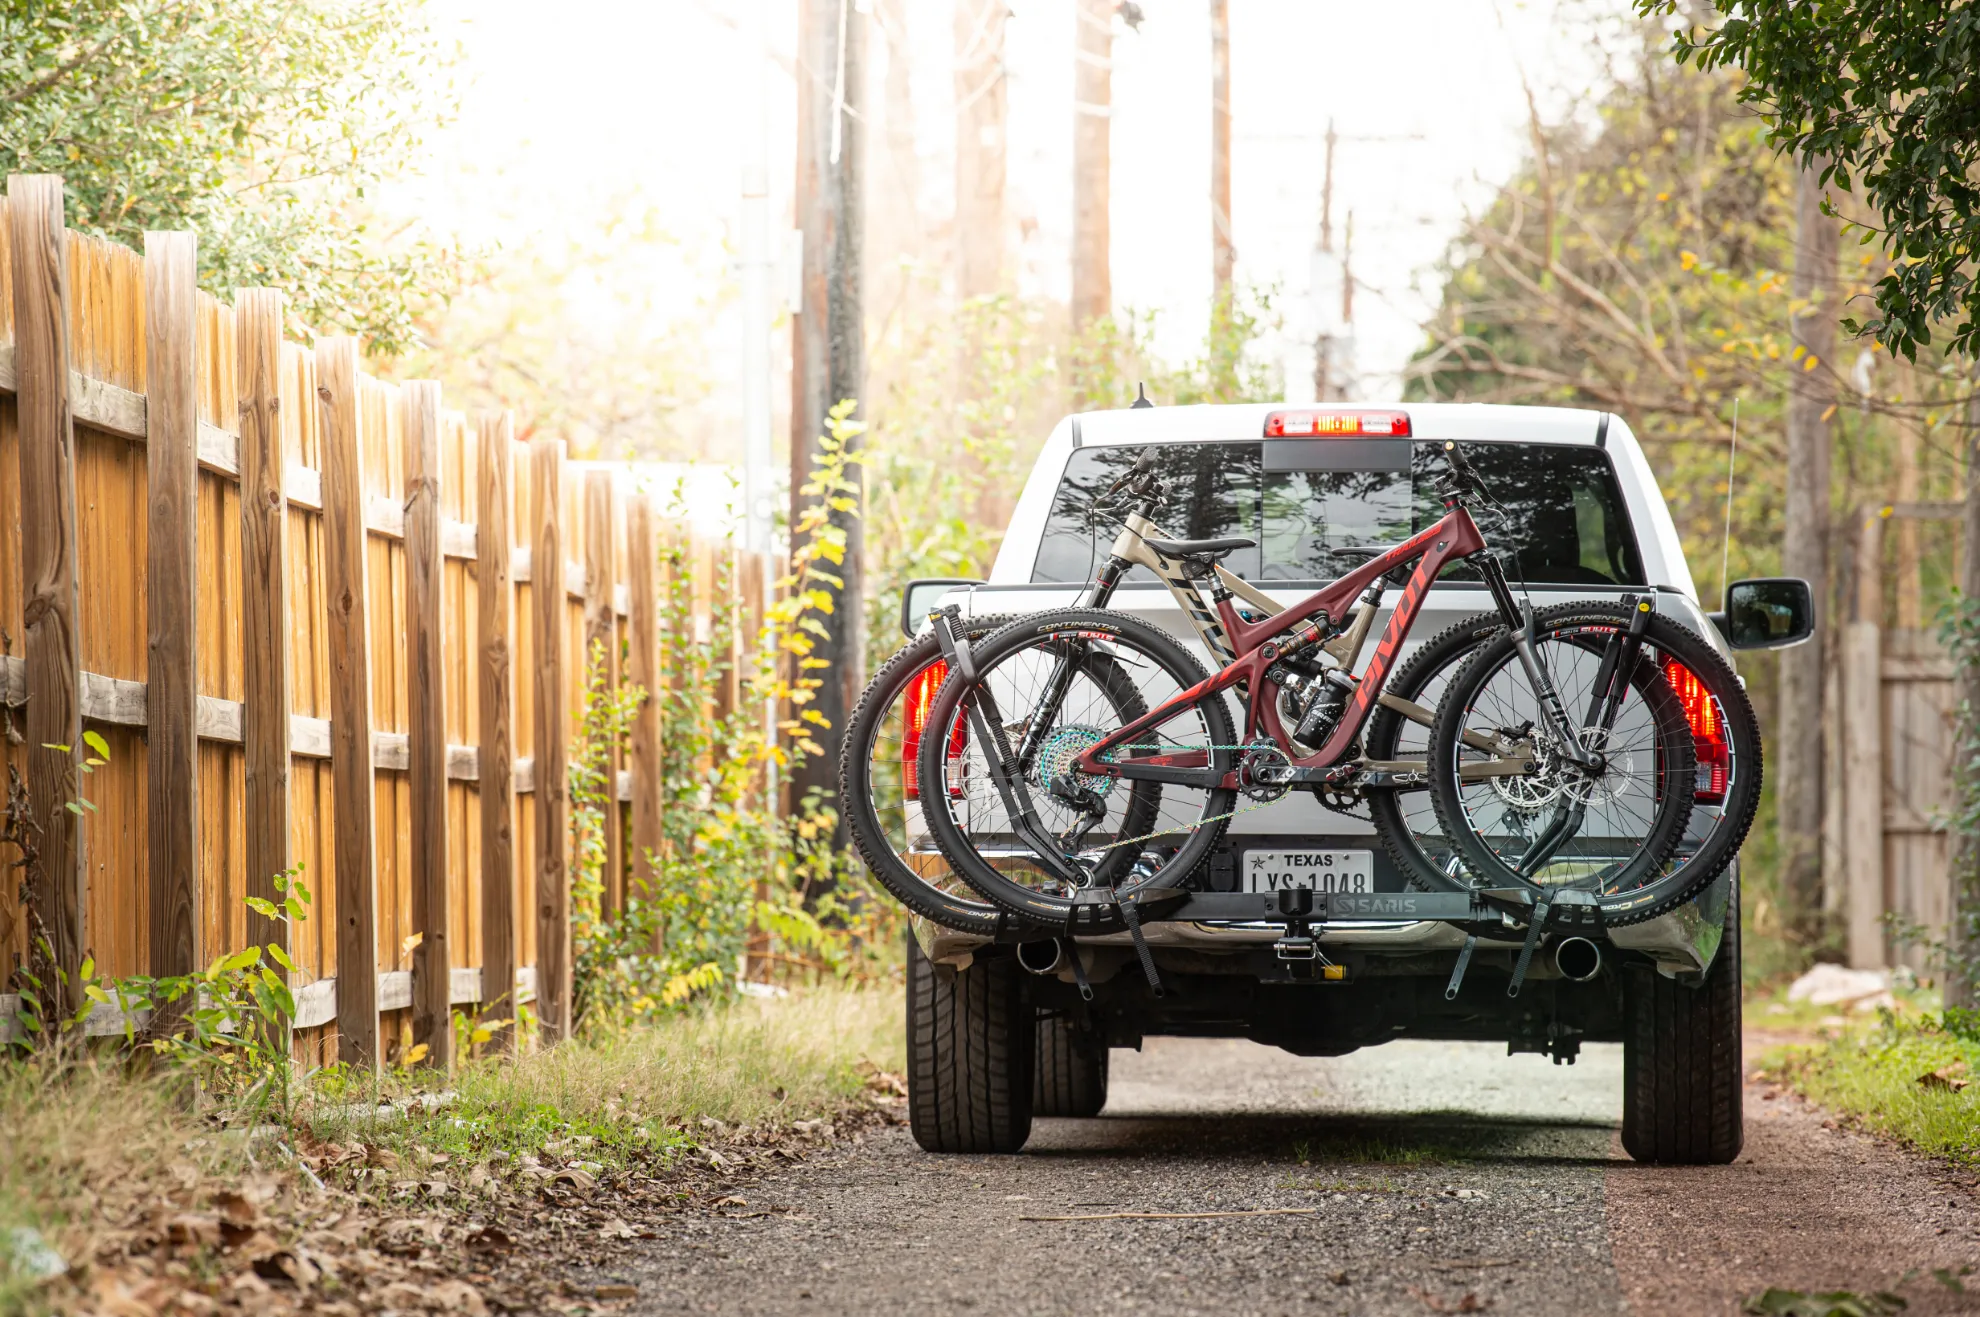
top-left (1678, 249), bottom-right (1698, 270)
top-left (403, 1042), bottom-right (430, 1066)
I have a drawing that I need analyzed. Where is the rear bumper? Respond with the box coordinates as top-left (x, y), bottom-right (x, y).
top-left (914, 863), bottom-right (1733, 981)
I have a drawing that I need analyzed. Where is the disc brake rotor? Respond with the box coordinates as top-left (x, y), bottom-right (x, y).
top-left (1490, 738), bottom-right (1566, 813)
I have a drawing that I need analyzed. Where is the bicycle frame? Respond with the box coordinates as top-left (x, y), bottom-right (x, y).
top-left (1072, 503), bottom-right (1497, 787)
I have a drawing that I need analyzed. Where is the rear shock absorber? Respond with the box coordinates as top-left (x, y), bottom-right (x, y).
top-left (1293, 668), bottom-right (1358, 749)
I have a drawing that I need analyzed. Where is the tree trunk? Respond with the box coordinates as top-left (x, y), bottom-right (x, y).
top-left (1071, 0), bottom-right (1111, 339)
top-left (790, 0), bottom-right (866, 838)
top-left (954, 0), bottom-right (1007, 302)
top-left (1210, 0), bottom-right (1233, 305)
top-left (1948, 395), bottom-right (1980, 1009)
top-left (1780, 161), bottom-right (1837, 945)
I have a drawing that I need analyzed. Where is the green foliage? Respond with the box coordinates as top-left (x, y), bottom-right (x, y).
top-left (1766, 1008), bottom-right (1980, 1164)
top-left (861, 288), bottom-right (1281, 674)
top-left (1743, 1287), bottom-right (1908, 1317)
top-left (568, 438), bottom-right (899, 1030)
top-left (1408, 25), bottom-right (1980, 950)
top-left (1070, 286), bottom-right (1283, 411)
top-left (394, 199), bottom-right (718, 454)
top-left (1649, 0), bottom-right (1980, 360)
top-left (0, 0), bottom-right (460, 353)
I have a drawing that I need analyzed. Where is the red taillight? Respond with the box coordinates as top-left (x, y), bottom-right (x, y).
top-left (901, 661), bottom-right (966, 800)
top-left (1664, 659), bottom-right (1728, 804)
top-left (1264, 409), bottom-right (1412, 438)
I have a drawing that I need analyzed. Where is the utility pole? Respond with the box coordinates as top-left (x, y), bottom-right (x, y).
top-left (1072, 0), bottom-right (1113, 340)
top-left (955, 0), bottom-right (1008, 301)
top-left (791, 0), bottom-right (866, 832)
top-left (1312, 121), bottom-right (1343, 400)
top-left (1781, 161), bottom-right (1837, 945)
top-left (740, 0), bottom-right (772, 559)
top-left (1210, 0), bottom-right (1233, 308)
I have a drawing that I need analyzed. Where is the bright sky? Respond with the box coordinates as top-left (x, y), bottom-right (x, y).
top-left (390, 0), bottom-right (1626, 438)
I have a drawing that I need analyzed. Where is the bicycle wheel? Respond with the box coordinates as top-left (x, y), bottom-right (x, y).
top-left (1364, 611), bottom-right (1507, 892)
top-left (917, 608), bottom-right (1238, 931)
top-left (1428, 601), bottom-right (1701, 923)
top-left (840, 616), bottom-right (1043, 937)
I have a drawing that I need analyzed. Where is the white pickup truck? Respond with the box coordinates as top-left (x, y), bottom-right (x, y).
top-left (899, 401), bottom-right (1791, 1164)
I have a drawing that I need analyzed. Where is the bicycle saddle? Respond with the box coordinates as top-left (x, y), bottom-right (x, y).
top-left (1144, 536), bottom-right (1255, 563)
top-left (1145, 536), bottom-right (1256, 580)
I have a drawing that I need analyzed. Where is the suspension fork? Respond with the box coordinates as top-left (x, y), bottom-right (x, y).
top-left (1472, 553), bottom-right (1603, 771)
top-left (1510, 594), bottom-right (1657, 879)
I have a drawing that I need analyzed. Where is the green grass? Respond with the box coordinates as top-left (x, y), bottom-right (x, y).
top-left (312, 981), bottom-right (905, 1169)
top-left (1763, 1010), bottom-right (1980, 1163)
top-left (0, 1058), bottom-right (251, 1314)
top-left (0, 983), bottom-right (904, 1310)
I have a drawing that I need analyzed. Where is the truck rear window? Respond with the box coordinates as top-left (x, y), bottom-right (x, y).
top-left (1031, 441), bottom-right (1644, 587)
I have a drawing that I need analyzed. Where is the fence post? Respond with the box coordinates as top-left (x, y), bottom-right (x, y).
top-left (627, 494), bottom-right (662, 944)
top-left (404, 381), bottom-right (450, 1069)
top-left (582, 470), bottom-right (623, 917)
top-left (318, 336), bottom-right (380, 1067)
top-left (143, 233), bottom-right (201, 1012)
top-left (236, 288), bottom-right (292, 994)
top-left (1845, 505), bottom-right (1887, 969)
top-left (9, 174), bottom-right (84, 1012)
top-left (476, 413), bottom-right (517, 1047)
top-left (531, 440), bottom-right (571, 1042)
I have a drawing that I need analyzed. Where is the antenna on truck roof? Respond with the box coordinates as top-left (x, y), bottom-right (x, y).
top-left (1131, 382), bottom-right (1154, 408)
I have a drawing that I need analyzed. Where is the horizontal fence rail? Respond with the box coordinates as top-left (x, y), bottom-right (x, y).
top-left (0, 176), bottom-right (768, 1067)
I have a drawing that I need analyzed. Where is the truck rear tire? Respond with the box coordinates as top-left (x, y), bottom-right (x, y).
top-left (907, 932), bottom-right (1034, 1153)
top-left (1034, 1014), bottom-right (1108, 1118)
top-left (1621, 877), bottom-right (1743, 1164)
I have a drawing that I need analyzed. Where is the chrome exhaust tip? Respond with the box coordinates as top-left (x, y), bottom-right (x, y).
top-left (1553, 936), bottom-right (1602, 983)
top-left (1016, 940), bottom-right (1066, 976)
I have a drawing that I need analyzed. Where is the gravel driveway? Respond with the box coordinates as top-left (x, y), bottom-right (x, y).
top-left (609, 1036), bottom-right (1980, 1316)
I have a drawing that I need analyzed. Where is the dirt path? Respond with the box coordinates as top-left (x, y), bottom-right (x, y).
top-left (595, 1037), bottom-right (1980, 1316)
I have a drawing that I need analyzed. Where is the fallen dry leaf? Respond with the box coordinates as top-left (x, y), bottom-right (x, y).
top-left (595, 1283), bottom-right (638, 1300)
top-left (164, 1213), bottom-right (220, 1249)
top-left (1920, 1062), bottom-right (1971, 1092)
top-left (598, 1218), bottom-right (636, 1240)
top-left (252, 1246), bottom-right (320, 1288)
top-left (552, 1167), bottom-right (597, 1193)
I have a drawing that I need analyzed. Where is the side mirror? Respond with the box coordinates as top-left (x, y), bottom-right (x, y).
top-left (900, 578), bottom-right (985, 639)
top-left (1714, 577), bottom-right (1815, 650)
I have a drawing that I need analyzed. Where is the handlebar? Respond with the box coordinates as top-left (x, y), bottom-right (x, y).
top-left (1104, 446), bottom-right (1165, 503)
top-left (1438, 441), bottom-right (1486, 505)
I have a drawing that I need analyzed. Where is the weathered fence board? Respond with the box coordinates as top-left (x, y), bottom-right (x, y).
top-left (0, 178), bottom-right (773, 1057)
top-left (143, 233), bottom-right (201, 1013)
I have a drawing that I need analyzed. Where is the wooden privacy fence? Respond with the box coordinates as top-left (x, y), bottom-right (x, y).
top-left (0, 176), bottom-right (769, 1068)
top-left (1837, 500), bottom-right (1963, 972)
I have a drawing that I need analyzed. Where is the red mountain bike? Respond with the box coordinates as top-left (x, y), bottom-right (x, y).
top-left (911, 443), bottom-right (1760, 955)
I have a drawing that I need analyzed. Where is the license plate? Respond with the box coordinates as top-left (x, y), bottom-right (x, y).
top-left (1243, 849), bottom-right (1375, 894)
